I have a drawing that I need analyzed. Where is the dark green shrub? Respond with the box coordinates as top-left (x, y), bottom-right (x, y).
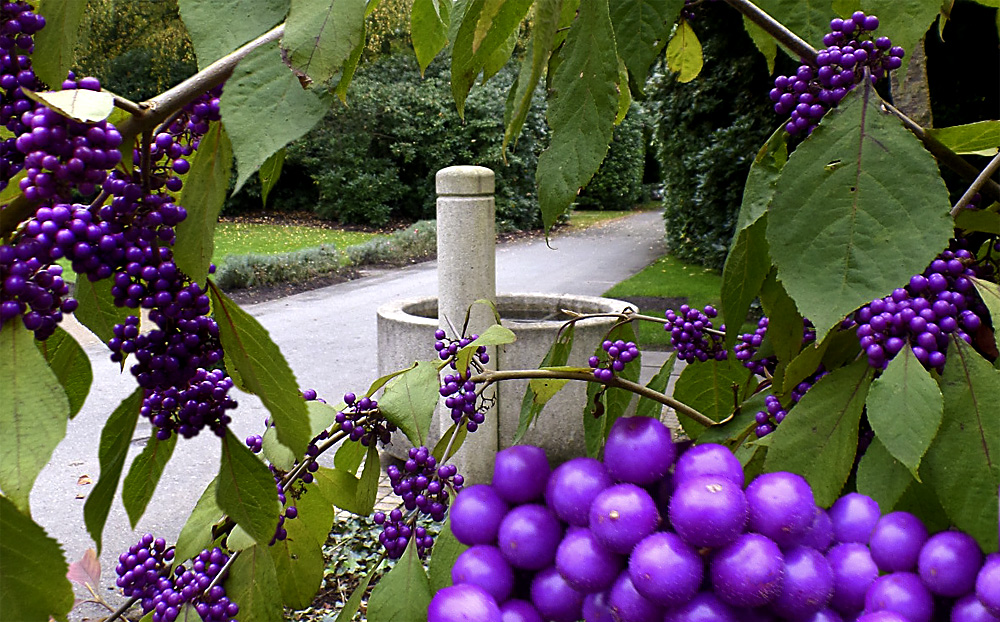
top-left (577, 105), bottom-right (646, 211)
top-left (282, 54), bottom-right (547, 231)
top-left (647, 4), bottom-right (779, 269)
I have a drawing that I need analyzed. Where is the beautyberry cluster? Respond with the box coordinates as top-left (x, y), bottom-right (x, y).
top-left (432, 428), bottom-right (999, 622)
top-left (0, 246), bottom-right (74, 338)
top-left (378, 445), bottom-right (464, 558)
top-left (115, 537), bottom-right (239, 622)
top-left (853, 244), bottom-right (988, 371)
top-left (337, 392), bottom-right (397, 445)
top-left (1, 0), bottom-right (45, 187)
top-left (440, 369), bottom-right (490, 432)
top-left (770, 12), bottom-right (904, 135)
top-left (663, 304), bottom-right (727, 364)
top-left (434, 328), bottom-right (490, 365)
top-left (588, 338), bottom-right (639, 381)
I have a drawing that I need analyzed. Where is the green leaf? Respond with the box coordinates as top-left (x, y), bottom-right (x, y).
top-left (450, 0), bottom-right (534, 117)
top-left (927, 120), bottom-right (1000, 156)
top-left (455, 323), bottom-right (516, 374)
top-left (0, 170), bottom-right (25, 204)
top-left (698, 390), bottom-right (766, 447)
top-left (30, 0), bottom-right (88, 87)
top-left (664, 18), bottom-right (702, 83)
top-left (220, 40), bottom-right (328, 193)
top-left (860, 0), bottom-right (942, 81)
top-left (955, 208), bottom-right (1000, 236)
top-left (433, 423), bottom-right (469, 463)
top-left (294, 475), bottom-right (336, 546)
top-left (610, 0), bottom-right (683, 91)
top-left (356, 445), bottom-right (381, 515)
top-left (866, 345), bottom-right (943, 477)
top-left (367, 539), bottom-right (433, 622)
top-left (781, 327), bottom-right (859, 395)
top-left (209, 282), bottom-right (311, 457)
top-left (262, 425), bottom-right (296, 471)
top-left (0, 322), bottom-right (69, 512)
top-left (672, 358), bottom-right (752, 440)
top-left (174, 121), bottom-right (233, 283)
top-left (122, 433), bottom-right (176, 528)
top-left (633, 352), bottom-right (674, 419)
top-left (482, 27), bottom-right (519, 83)
top-left (922, 338), bottom-right (1000, 551)
top-left (832, 0), bottom-right (862, 14)
top-left (83, 389), bottom-right (142, 554)
top-left (530, 374), bottom-right (572, 405)
top-left (583, 322), bottom-right (640, 457)
top-left (174, 478), bottom-right (223, 568)
top-left (36, 326), bottom-right (91, 419)
top-left (23, 88), bottom-right (114, 122)
top-left (269, 515), bottom-right (324, 609)
top-left (503, 0), bottom-right (561, 153)
top-left (0, 496), bottom-right (75, 622)
top-left (721, 217), bottom-right (770, 349)
top-left (334, 21), bottom-right (366, 103)
top-left (516, 324), bottom-right (575, 442)
top-left (307, 400), bottom-right (339, 438)
top-left (735, 125), bottom-right (788, 234)
top-left (972, 277), bottom-right (1000, 353)
top-left (336, 560), bottom-right (383, 622)
top-left (378, 360), bottom-right (440, 447)
top-left (226, 544), bottom-right (284, 622)
top-left (335, 438), bottom-right (367, 474)
top-left (766, 82), bottom-right (953, 342)
top-left (759, 270), bottom-right (804, 367)
top-left (754, 0), bottom-right (832, 54)
top-left (217, 429), bottom-right (281, 546)
top-left (177, 0), bottom-right (288, 69)
top-left (536, 0), bottom-right (620, 232)
top-left (743, 15), bottom-right (777, 74)
top-left (856, 436), bottom-right (915, 511)
top-left (314, 466), bottom-right (363, 514)
top-left (283, 0), bottom-right (366, 85)
top-left (226, 524), bottom-right (257, 552)
top-left (259, 148), bottom-right (285, 207)
top-left (428, 519), bottom-right (467, 593)
top-left (764, 358), bottom-right (873, 507)
top-left (412, 0), bottom-right (451, 75)
top-left (73, 276), bottom-right (130, 346)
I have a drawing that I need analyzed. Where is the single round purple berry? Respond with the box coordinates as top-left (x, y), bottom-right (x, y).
top-left (608, 572), bottom-right (662, 622)
top-left (710, 533), bottom-right (785, 608)
top-left (555, 527), bottom-right (623, 593)
top-left (602, 416), bottom-right (675, 485)
top-left (917, 530), bottom-right (982, 597)
top-left (492, 445), bottom-right (550, 505)
top-left (545, 457), bottom-right (613, 527)
top-left (673, 443), bottom-right (744, 488)
top-left (497, 504), bottom-right (562, 570)
top-left (427, 584), bottom-right (502, 622)
top-left (869, 511), bottom-right (928, 573)
top-left (770, 546), bottom-right (834, 620)
top-left (863, 572), bottom-right (934, 622)
top-left (498, 599), bottom-right (544, 622)
top-left (627, 531), bottom-right (702, 608)
top-left (668, 474), bottom-right (748, 549)
top-left (588, 484), bottom-right (660, 555)
top-left (451, 545), bottom-right (515, 603)
top-left (977, 553), bottom-right (1000, 617)
top-left (827, 542), bottom-right (879, 615)
top-left (662, 591), bottom-right (738, 622)
top-left (828, 493), bottom-right (880, 544)
top-left (450, 485), bottom-right (509, 546)
top-left (951, 593), bottom-right (1000, 622)
top-left (530, 566), bottom-right (585, 622)
top-left (745, 472), bottom-right (816, 548)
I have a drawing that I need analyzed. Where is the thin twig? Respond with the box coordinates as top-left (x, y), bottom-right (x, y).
top-left (951, 152), bottom-right (1000, 217)
top-left (721, 0), bottom-right (817, 61)
top-left (110, 93), bottom-right (146, 116)
top-left (102, 595), bottom-right (139, 622)
top-left (470, 368), bottom-right (716, 428)
top-left (206, 550), bottom-right (241, 591)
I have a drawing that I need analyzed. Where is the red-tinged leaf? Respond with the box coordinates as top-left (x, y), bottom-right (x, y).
top-left (66, 548), bottom-right (101, 588)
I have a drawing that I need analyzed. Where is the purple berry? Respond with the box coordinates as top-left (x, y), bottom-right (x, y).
top-left (530, 566), bottom-right (585, 622)
top-left (662, 591), bottom-right (738, 622)
top-left (627, 531), bottom-right (702, 608)
top-left (673, 443), bottom-right (745, 488)
top-left (917, 530), bottom-right (982, 597)
top-left (602, 416), bottom-right (675, 485)
top-left (710, 533), bottom-right (785, 608)
top-left (668, 474), bottom-right (748, 549)
top-left (977, 553), bottom-right (1000, 617)
top-left (491, 445), bottom-right (550, 504)
top-left (427, 584), bottom-right (502, 622)
top-left (545, 457), bottom-right (613, 527)
top-left (770, 546), bottom-right (834, 619)
top-left (498, 599), bottom-right (544, 622)
top-left (828, 493), bottom-right (880, 544)
top-left (451, 545), bottom-right (515, 602)
top-left (827, 542), bottom-right (879, 615)
top-left (450, 485), bottom-right (509, 546)
top-left (555, 527), bottom-right (623, 593)
top-left (868, 511), bottom-right (929, 573)
top-left (588, 484), bottom-right (660, 555)
top-left (863, 572), bottom-right (934, 622)
top-left (745, 472), bottom-right (816, 548)
top-left (608, 572), bottom-right (662, 622)
top-left (497, 504), bottom-right (562, 570)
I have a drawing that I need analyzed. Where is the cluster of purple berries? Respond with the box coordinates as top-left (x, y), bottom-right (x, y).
top-left (853, 245), bottom-right (988, 371)
top-left (0, 247), bottom-right (74, 338)
top-left (431, 421), bottom-right (999, 622)
top-left (378, 445), bottom-right (464, 558)
top-left (663, 304), bottom-right (727, 364)
top-left (734, 317), bottom-right (773, 376)
top-left (589, 339), bottom-right (640, 381)
top-left (770, 12), bottom-right (904, 135)
top-left (1, 0), bottom-right (45, 187)
top-left (15, 76), bottom-right (123, 200)
top-left (434, 328), bottom-right (490, 366)
top-left (115, 537), bottom-right (239, 622)
top-left (441, 369), bottom-right (489, 432)
top-left (336, 392), bottom-right (397, 445)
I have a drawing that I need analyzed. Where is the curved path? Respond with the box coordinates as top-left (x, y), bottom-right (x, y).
top-left (33, 209), bottom-right (666, 616)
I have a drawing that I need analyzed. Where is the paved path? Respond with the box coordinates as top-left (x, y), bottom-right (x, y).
top-left (34, 210), bottom-right (669, 616)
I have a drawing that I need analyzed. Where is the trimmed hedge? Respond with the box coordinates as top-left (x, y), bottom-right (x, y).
top-left (576, 105), bottom-right (647, 211)
top-left (647, 4), bottom-right (779, 270)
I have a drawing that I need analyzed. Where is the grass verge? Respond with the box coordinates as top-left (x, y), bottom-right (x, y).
top-left (603, 254), bottom-right (724, 348)
top-left (212, 222), bottom-right (380, 265)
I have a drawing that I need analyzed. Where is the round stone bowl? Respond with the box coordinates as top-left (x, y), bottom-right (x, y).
top-left (376, 293), bottom-right (632, 464)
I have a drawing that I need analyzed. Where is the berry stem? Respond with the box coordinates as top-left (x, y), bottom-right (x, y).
top-left (206, 549), bottom-right (240, 591)
top-left (101, 595), bottom-right (140, 622)
top-left (470, 368), bottom-right (716, 427)
top-left (950, 151), bottom-right (1000, 217)
top-left (721, 0), bottom-right (817, 61)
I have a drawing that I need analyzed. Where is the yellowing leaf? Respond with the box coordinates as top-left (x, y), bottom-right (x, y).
top-left (665, 19), bottom-right (702, 83)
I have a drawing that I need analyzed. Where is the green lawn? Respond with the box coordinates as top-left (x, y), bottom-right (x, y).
top-left (212, 222), bottom-right (380, 265)
top-left (603, 254), bottom-right (725, 348)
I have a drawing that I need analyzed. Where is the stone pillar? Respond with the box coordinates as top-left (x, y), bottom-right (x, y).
top-left (436, 166), bottom-right (497, 484)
